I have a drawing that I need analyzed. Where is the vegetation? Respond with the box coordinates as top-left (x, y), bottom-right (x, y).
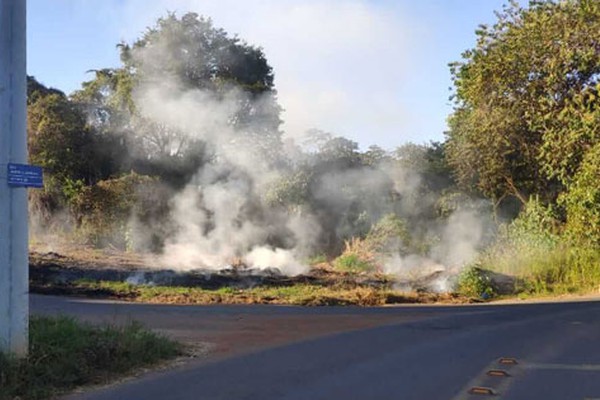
top-left (455, 267), bottom-right (496, 299)
top-left (446, 0), bottom-right (600, 296)
top-left (0, 316), bottom-right (181, 400)
top-left (476, 199), bottom-right (600, 296)
top-left (334, 238), bottom-right (378, 273)
top-left (447, 0), bottom-right (600, 210)
top-left (43, 279), bottom-right (465, 307)
top-left (27, 2), bottom-right (600, 299)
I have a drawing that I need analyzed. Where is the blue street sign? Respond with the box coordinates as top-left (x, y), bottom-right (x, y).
top-left (7, 163), bottom-right (43, 188)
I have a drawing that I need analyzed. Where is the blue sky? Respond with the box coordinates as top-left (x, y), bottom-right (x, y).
top-left (27, 0), bottom-right (507, 149)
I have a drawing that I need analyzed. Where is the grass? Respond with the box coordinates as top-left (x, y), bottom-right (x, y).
top-left (333, 238), bottom-right (378, 273)
top-left (479, 241), bottom-right (600, 297)
top-left (518, 246), bottom-right (600, 295)
top-left (307, 254), bottom-right (328, 265)
top-left (45, 279), bottom-right (466, 306)
top-left (0, 316), bottom-right (182, 400)
top-left (334, 254), bottom-right (374, 273)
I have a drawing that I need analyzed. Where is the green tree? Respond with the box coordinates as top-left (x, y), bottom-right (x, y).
top-left (73, 12), bottom-right (283, 185)
top-left (27, 75), bottom-right (64, 105)
top-left (27, 89), bottom-right (90, 185)
top-left (27, 77), bottom-right (105, 220)
top-left (361, 145), bottom-right (389, 166)
top-left (561, 143), bottom-right (600, 246)
top-left (393, 141), bottom-right (453, 192)
top-left (446, 0), bottom-right (600, 209)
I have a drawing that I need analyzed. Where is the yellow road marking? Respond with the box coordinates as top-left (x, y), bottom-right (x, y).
top-left (468, 386), bottom-right (496, 395)
top-left (487, 369), bottom-right (511, 377)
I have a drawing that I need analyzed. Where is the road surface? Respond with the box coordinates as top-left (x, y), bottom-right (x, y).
top-left (32, 295), bottom-right (600, 399)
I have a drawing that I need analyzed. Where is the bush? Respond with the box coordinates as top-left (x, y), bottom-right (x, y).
top-left (70, 172), bottom-right (162, 249)
top-left (307, 254), bottom-right (327, 265)
top-left (334, 253), bottom-right (373, 273)
top-left (365, 214), bottom-right (411, 255)
top-left (517, 245), bottom-right (600, 295)
top-left (456, 266), bottom-right (496, 299)
top-left (478, 198), bottom-right (560, 276)
top-left (333, 214), bottom-right (420, 273)
top-left (477, 198), bottom-right (600, 295)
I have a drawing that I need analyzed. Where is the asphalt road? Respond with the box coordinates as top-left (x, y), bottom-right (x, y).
top-left (31, 295), bottom-right (600, 400)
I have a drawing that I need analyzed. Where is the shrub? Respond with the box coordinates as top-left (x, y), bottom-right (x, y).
top-left (334, 253), bottom-right (373, 273)
top-left (518, 245), bottom-right (600, 295)
top-left (456, 266), bottom-right (496, 299)
top-left (477, 197), bottom-right (600, 295)
top-left (478, 198), bottom-right (560, 276)
top-left (365, 214), bottom-right (411, 255)
top-left (307, 254), bottom-right (327, 265)
top-left (70, 172), bottom-right (162, 249)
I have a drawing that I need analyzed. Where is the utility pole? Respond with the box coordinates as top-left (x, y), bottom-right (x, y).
top-left (0, 0), bottom-right (28, 357)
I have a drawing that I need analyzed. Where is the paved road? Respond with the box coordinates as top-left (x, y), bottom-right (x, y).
top-left (32, 295), bottom-right (600, 399)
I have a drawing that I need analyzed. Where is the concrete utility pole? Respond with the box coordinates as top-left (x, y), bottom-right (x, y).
top-left (0, 0), bottom-right (28, 356)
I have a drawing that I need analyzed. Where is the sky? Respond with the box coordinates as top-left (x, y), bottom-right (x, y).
top-left (27, 0), bottom-right (507, 150)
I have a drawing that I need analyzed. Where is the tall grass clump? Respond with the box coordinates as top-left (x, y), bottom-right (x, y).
top-left (334, 237), bottom-right (377, 273)
top-left (333, 214), bottom-right (413, 273)
top-left (478, 198), bottom-right (600, 295)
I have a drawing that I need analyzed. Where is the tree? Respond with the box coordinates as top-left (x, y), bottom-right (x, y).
top-left (446, 0), bottom-right (600, 209)
top-left (27, 85), bottom-right (90, 185)
top-left (361, 145), bottom-right (389, 166)
top-left (73, 12), bottom-right (283, 185)
top-left (27, 75), bottom-right (64, 105)
top-left (393, 141), bottom-right (455, 194)
top-left (561, 143), bottom-right (600, 246)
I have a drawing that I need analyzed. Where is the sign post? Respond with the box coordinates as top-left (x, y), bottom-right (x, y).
top-left (0, 0), bottom-right (29, 357)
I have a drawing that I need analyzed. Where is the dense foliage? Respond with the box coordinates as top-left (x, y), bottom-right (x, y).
top-left (447, 0), bottom-right (600, 211)
top-left (446, 0), bottom-right (600, 294)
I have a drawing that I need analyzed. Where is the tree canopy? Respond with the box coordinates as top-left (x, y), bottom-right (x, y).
top-left (73, 13), bottom-right (283, 186)
top-left (446, 0), bottom-right (600, 210)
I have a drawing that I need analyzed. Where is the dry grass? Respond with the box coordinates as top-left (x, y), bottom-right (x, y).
top-left (29, 246), bottom-right (471, 306)
top-left (334, 237), bottom-right (379, 273)
top-left (34, 280), bottom-right (467, 306)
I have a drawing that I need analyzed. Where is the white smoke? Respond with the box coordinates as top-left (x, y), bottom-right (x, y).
top-left (130, 75), bottom-right (315, 274)
top-left (243, 247), bottom-right (305, 276)
top-left (133, 75), bottom-right (493, 280)
top-left (383, 207), bottom-right (492, 292)
top-left (110, 15), bottom-right (495, 284)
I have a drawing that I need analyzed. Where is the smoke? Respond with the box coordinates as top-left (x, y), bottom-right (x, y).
top-left (126, 71), bottom-right (315, 274)
top-left (26, 12), bottom-right (495, 287)
top-left (382, 207), bottom-right (493, 292)
top-left (431, 209), bottom-right (489, 268)
top-left (244, 247), bottom-right (305, 276)
top-left (122, 62), bottom-right (495, 281)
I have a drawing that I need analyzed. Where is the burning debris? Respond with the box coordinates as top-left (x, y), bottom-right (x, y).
top-left (29, 248), bottom-right (490, 297)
